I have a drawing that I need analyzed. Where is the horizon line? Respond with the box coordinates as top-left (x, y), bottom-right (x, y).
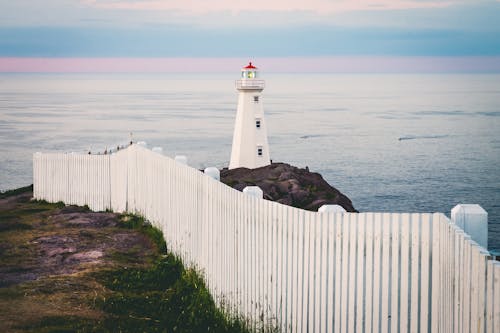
top-left (1, 56), bottom-right (500, 73)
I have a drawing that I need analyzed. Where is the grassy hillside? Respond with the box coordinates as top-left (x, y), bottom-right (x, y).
top-left (0, 186), bottom-right (249, 332)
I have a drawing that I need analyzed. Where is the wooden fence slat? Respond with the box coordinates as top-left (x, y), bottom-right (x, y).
top-left (285, 205), bottom-right (293, 332)
top-left (410, 213), bottom-right (420, 333)
top-left (261, 201), bottom-right (268, 328)
top-left (319, 212), bottom-right (328, 333)
top-left (400, 213), bottom-right (411, 333)
top-left (471, 245), bottom-right (481, 333)
top-left (455, 229), bottom-right (464, 333)
top-left (341, 213), bottom-right (350, 333)
top-left (494, 263), bottom-right (500, 333)
top-left (372, 213), bottom-right (382, 333)
top-left (333, 212), bottom-right (343, 333)
top-left (356, 213), bottom-right (366, 333)
top-left (486, 260), bottom-right (495, 333)
top-left (279, 205), bottom-right (291, 330)
top-left (277, 204), bottom-right (283, 330)
top-left (296, 209), bottom-right (305, 333)
top-left (380, 213), bottom-right (391, 332)
top-left (326, 212), bottom-right (335, 333)
top-left (464, 238), bottom-right (472, 333)
top-left (364, 213), bottom-right (374, 333)
top-left (477, 248), bottom-right (489, 333)
top-left (420, 214), bottom-right (431, 332)
top-left (348, 213), bottom-right (357, 333)
top-left (313, 211), bottom-right (320, 332)
top-left (445, 217), bottom-right (451, 333)
top-left (302, 210), bottom-right (311, 332)
top-left (252, 196), bottom-right (258, 327)
top-left (245, 193), bottom-right (251, 320)
top-left (391, 213), bottom-right (401, 333)
top-left (291, 207), bottom-right (299, 333)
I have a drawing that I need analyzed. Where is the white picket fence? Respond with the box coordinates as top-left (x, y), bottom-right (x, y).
top-left (33, 145), bottom-right (500, 332)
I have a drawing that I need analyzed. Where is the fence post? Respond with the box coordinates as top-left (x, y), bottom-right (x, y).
top-left (451, 204), bottom-right (488, 250)
top-left (174, 155), bottom-right (188, 165)
top-left (318, 204), bottom-right (346, 213)
top-left (204, 167), bottom-right (220, 181)
top-left (243, 186), bottom-right (263, 199)
top-left (152, 147), bottom-right (163, 155)
top-left (33, 152), bottom-right (41, 200)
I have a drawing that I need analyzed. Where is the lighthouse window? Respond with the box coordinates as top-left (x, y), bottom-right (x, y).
top-left (256, 119), bottom-right (261, 128)
top-left (257, 147), bottom-right (263, 156)
top-left (253, 96), bottom-right (259, 103)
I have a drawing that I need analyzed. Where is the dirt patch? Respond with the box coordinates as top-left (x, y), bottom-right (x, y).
top-left (49, 206), bottom-right (119, 228)
top-left (0, 191), bottom-right (32, 210)
top-left (0, 190), bottom-right (164, 332)
top-left (0, 190), bottom-right (159, 287)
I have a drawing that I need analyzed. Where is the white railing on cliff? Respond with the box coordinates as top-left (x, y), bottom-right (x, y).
top-left (33, 145), bottom-right (500, 332)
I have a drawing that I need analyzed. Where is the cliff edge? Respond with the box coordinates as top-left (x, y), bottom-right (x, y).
top-left (221, 162), bottom-right (357, 212)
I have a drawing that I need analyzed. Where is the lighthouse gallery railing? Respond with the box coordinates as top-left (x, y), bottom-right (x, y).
top-left (236, 80), bottom-right (265, 90)
top-left (33, 144), bottom-right (500, 332)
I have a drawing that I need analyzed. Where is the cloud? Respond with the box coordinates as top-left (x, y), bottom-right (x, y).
top-left (2, 25), bottom-right (499, 57)
top-left (1, 0), bottom-right (498, 29)
top-left (82, 0), bottom-right (453, 14)
top-left (2, 56), bottom-right (500, 73)
top-left (0, 0), bottom-right (498, 57)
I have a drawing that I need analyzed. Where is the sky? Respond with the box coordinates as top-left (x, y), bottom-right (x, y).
top-left (0, 0), bottom-right (499, 72)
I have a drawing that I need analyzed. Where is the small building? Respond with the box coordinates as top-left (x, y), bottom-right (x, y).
top-left (229, 62), bottom-right (271, 169)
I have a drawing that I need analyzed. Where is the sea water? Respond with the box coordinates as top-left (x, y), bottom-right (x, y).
top-left (1, 73), bottom-right (499, 250)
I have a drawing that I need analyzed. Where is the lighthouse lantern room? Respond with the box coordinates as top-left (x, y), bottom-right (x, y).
top-left (229, 62), bottom-right (271, 169)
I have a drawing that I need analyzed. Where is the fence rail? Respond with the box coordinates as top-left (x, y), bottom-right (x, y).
top-left (33, 145), bottom-right (500, 332)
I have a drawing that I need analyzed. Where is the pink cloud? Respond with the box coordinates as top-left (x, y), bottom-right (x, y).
top-left (82, 0), bottom-right (453, 13)
top-left (1, 57), bottom-right (500, 73)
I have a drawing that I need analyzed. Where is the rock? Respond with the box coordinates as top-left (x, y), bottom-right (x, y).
top-left (220, 162), bottom-right (357, 212)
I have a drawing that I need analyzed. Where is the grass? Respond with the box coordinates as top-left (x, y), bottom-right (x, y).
top-left (14, 254), bottom-right (250, 333)
top-left (0, 184), bottom-right (33, 199)
top-left (93, 255), bottom-right (248, 333)
top-left (0, 187), bottom-right (253, 333)
top-left (120, 214), bottom-right (167, 254)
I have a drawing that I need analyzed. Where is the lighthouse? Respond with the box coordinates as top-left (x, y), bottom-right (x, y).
top-left (229, 62), bottom-right (271, 169)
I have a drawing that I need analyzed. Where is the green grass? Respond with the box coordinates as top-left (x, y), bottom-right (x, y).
top-left (17, 252), bottom-right (252, 333)
top-left (99, 215), bottom-right (250, 332)
top-left (0, 184), bottom-right (33, 199)
top-left (93, 254), bottom-right (249, 333)
top-left (1, 187), bottom-right (255, 333)
top-left (18, 315), bottom-right (100, 333)
top-left (120, 214), bottom-right (167, 254)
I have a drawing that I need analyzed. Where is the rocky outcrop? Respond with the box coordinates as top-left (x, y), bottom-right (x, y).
top-left (220, 162), bottom-right (357, 212)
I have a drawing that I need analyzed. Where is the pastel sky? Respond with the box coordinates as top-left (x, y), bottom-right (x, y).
top-left (1, 0), bottom-right (500, 72)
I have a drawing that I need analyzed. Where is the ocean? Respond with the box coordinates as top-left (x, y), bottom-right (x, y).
top-left (1, 73), bottom-right (499, 251)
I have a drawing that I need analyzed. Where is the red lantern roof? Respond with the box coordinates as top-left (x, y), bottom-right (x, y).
top-left (243, 62), bottom-right (257, 69)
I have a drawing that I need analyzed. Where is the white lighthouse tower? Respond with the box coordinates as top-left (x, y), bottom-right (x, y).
top-left (229, 62), bottom-right (271, 169)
